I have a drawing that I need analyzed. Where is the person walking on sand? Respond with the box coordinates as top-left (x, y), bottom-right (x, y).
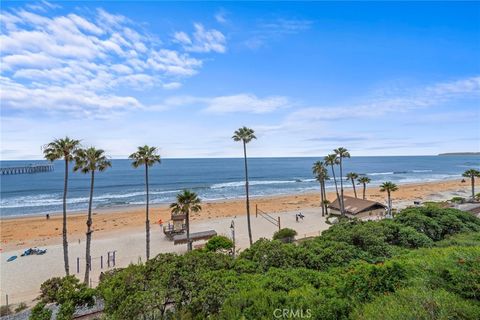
top-left (295, 214), bottom-right (299, 222)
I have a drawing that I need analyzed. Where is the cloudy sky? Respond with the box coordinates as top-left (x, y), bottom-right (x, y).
top-left (1, 1), bottom-right (479, 160)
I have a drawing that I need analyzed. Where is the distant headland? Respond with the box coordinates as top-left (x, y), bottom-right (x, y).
top-left (438, 152), bottom-right (480, 156)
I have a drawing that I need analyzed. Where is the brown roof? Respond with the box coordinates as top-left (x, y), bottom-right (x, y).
top-left (328, 196), bottom-right (386, 215)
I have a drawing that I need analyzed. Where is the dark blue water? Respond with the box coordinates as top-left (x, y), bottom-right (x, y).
top-left (1, 156), bottom-right (479, 217)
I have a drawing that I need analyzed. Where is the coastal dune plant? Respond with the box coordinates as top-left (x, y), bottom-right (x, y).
top-left (232, 126), bottom-right (257, 246)
top-left (357, 176), bottom-right (371, 200)
top-left (73, 147), bottom-right (111, 284)
top-left (43, 137), bottom-right (81, 276)
top-left (312, 161), bottom-right (329, 216)
top-left (170, 190), bottom-right (202, 251)
top-left (380, 182), bottom-right (398, 218)
top-left (462, 169), bottom-right (480, 200)
top-left (205, 235), bottom-right (234, 252)
top-left (129, 145), bottom-right (161, 261)
top-left (346, 172), bottom-right (359, 198)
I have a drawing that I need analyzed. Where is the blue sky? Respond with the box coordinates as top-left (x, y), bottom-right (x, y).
top-left (1, 1), bottom-right (479, 159)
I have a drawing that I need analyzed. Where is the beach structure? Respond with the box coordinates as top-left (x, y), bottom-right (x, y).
top-left (328, 196), bottom-right (386, 218)
top-left (173, 230), bottom-right (217, 245)
top-left (0, 164), bottom-right (53, 175)
top-left (163, 213), bottom-right (187, 239)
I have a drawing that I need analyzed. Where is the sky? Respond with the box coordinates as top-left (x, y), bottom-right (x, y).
top-left (1, 1), bottom-right (479, 160)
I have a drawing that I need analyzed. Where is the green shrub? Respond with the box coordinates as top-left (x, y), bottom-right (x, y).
top-left (15, 302), bottom-right (28, 313)
top-left (395, 207), bottom-right (480, 241)
top-left (451, 196), bottom-right (465, 203)
top-left (273, 228), bottom-right (298, 243)
top-left (205, 235), bottom-right (233, 252)
top-left (29, 303), bottom-right (52, 320)
top-left (351, 287), bottom-right (480, 320)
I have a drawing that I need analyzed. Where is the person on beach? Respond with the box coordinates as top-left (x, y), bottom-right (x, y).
top-left (295, 214), bottom-right (299, 222)
top-left (298, 212), bottom-right (304, 220)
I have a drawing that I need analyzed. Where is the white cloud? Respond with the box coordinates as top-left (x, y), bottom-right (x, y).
top-left (156, 93), bottom-right (290, 113)
top-left (214, 10), bottom-right (228, 24)
top-left (173, 23), bottom-right (226, 53)
top-left (244, 18), bottom-right (313, 49)
top-left (204, 94), bottom-right (289, 114)
top-left (283, 76), bottom-right (480, 124)
top-left (163, 82), bottom-right (182, 90)
top-left (0, 4), bottom-right (225, 115)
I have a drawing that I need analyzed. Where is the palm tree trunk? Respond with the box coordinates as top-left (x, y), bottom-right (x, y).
top-left (243, 141), bottom-right (253, 246)
top-left (186, 210), bottom-right (191, 251)
top-left (362, 183), bottom-right (366, 200)
top-left (471, 176), bottom-right (475, 200)
top-left (387, 190), bottom-right (392, 217)
top-left (84, 171), bottom-right (94, 284)
top-left (145, 164), bottom-right (150, 260)
top-left (319, 181), bottom-right (325, 216)
top-left (339, 159), bottom-right (345, 215)
top-left (330, 165), bottom-right (341, 214)
top-left (322, 180), bottom-right (328, 215)
top-left (351, 178), bottom-right (357, 198)
top-left (63, 159), bottom-right (70, 276)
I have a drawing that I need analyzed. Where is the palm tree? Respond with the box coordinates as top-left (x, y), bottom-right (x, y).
top-left (312, 161), bottom-right (329, 216)
top-left (170, 190), bottom-right (202, 251)
top-left (357, 176), bottom-right (371, 200)
top-left (324, 154), bottom-right (341, 215)
top-left (380, 181), bottom-right (398, 218)
top-left (346, 172), bottom-right (359, 198)
top-left (334, 147), bottom-right (350, 215)
top-left (129, 146), bottom-right (161, 261)
top-left (232, 127), bottom-right (256, 246)
top-left (73, 147), bottom-right (111, 284)
top-left (462, 169), bottom-right (480, 200)
top-left (43, 137), bottom-right (81, 276)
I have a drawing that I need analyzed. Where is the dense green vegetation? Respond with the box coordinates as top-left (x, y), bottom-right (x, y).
top-left (31, 206), bottom-right (480, 319)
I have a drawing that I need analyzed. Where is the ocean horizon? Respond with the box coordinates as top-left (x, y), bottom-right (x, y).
top-left (1, 155), bottom-right (478, 218)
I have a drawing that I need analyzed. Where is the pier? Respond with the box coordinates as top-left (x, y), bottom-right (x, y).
top-left (0, 164), bottom-right (54, 175)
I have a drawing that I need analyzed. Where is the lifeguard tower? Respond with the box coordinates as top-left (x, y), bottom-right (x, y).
top-left (163, 213), bottom-right (186, 240)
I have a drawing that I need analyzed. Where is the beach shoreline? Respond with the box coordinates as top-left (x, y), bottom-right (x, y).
top-left (1, 178), bottom-right (475, 251)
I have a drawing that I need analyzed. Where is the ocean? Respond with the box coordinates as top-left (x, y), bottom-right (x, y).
top-left (1, 156), bottom-right (479, 218)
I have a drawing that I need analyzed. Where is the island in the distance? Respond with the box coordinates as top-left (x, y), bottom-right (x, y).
top-left (438, 152), bottom-right (480, 156)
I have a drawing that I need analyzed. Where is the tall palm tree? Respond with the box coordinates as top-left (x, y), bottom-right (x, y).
top-left (380, 181), bottom-right (398, 218)
top-left (334, 147), bottom-right (350, 215)
top-left (129, 146), bottom-right (161, 261)
top-left (43, 137), bottom-right (81, 276)
top-left (357, 176), bottom-right (371, 200)
top-left (324, 154), bottom-right (341, 215)
top-left (73, 147), bottom-right (111, 284)
top-left (232, 127), bottom-right (256, 246)
top-left (346, 172), bottom-right (359, 198)
top-left (170, 190), bottom-right (202, 251)
top-left (312, 161), bottom-right (329, 216)
top-left (462, 169), bottom-right (480, 200)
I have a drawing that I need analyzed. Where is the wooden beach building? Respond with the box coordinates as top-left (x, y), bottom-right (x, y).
top-left (328, 196), bottom-right (386, 219)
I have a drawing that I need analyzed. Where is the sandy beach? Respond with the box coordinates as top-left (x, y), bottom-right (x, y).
top-left (0, 178), bottom-right (476, 305)
top-left (0, 178), bottom-right (474, 251)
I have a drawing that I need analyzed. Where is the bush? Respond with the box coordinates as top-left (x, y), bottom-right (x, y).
top-left (29, 303), bottom-right (52, 320)
top-left (451, 196), bottom-right (465, 203)
top-left (15, 302), bottom-right (28, 313)
top-left (205, 235), bottom-right (234, 252)
top-left (351, 287), bottom-right (480, 320)
top-left (273, 228), bottom-right (298, 243)
top-left (395, 207), bottom-right (480, 241)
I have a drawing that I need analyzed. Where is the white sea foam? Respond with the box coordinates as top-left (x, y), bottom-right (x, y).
top-left (210, 180), bottom-right (298, 189)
